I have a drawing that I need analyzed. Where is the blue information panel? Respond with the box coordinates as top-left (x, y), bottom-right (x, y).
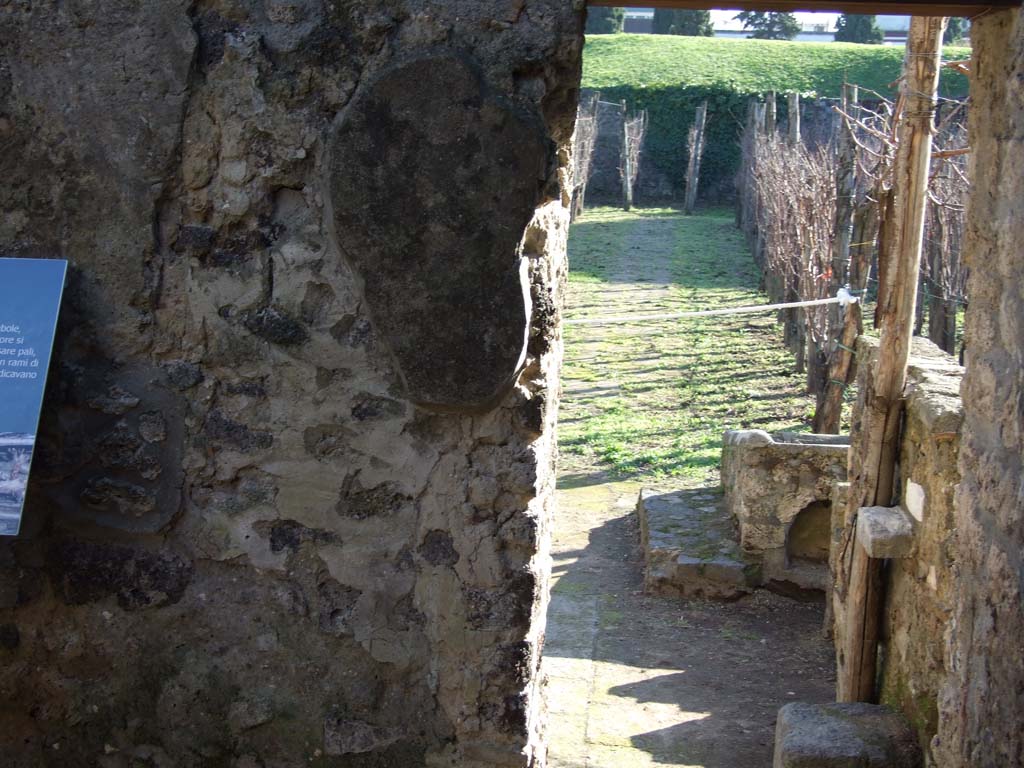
top-left (0, 258), bottom-right (67, 536)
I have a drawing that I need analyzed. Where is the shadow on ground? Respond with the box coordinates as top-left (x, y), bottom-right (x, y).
top-left (547, 207), bottom-right (833, 767)
top-left (558, 206), bottom-right (818, 481)
top-left (543, 481), bottom-right (835, 768)
top-left (567, 208), bottom-right (759, 290)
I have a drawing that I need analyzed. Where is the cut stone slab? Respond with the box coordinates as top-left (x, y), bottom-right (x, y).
top-left (856, 506), bottom-right (916, 559)
top-left (773, 702), bottom-right (921, 768)
top-left (637, 489), bottom-right (756, 599)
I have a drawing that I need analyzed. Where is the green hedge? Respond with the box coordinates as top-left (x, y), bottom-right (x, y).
top-left (583, 35), bottom-right (971, 201)
top-left (590, 84), bottom-right (755, 201)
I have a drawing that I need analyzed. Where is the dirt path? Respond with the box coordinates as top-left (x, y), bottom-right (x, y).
top-left (542, 208), bottom-right (835, 767)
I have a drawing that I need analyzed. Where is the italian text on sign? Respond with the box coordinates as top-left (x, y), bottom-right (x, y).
top-left (0, 258), bottom-right (67, 536)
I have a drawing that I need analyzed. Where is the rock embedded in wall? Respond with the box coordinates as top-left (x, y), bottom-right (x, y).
top-left (329, 53), bottom-right (554, 412)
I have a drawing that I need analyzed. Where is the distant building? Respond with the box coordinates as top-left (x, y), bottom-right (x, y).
top-left (623, 7), bottom-right (653, 34)
top-left (616, 9), bottom-right (918, 46)
top-left (877, 15), bottom-right (911, 45)
top-left (711, 12), bottom-right (836, 42)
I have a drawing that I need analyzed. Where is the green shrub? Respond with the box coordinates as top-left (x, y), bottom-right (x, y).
top-left (652, 10), bottom-right (713, 37)
top-left (834, 14), bottom-right (884, 45)
top-left (585, 7), bottom-right (624, 35)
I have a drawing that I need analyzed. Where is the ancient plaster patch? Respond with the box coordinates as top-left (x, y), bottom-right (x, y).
top-left (328, 52), bottom-right (552, 412)
top-left (905, 480), bottom-right (926, 522)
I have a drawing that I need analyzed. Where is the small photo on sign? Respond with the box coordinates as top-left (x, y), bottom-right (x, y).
top-left (0, 258), bottom-right (67, 536)
top-left (0, 434), bottom-right (33, 534)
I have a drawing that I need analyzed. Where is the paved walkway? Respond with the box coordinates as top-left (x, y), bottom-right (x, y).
top-left (542, 208), bottom-right (835, 767)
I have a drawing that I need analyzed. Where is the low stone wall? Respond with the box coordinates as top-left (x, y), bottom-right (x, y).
top-left (722, 430), bottom-right (849, 590)
top-left (880, 341), bottom-right (963, 763)
top-left (831, 336), bottom-right (963, 765)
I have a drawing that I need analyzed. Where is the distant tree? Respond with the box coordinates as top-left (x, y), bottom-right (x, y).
top-left (586, 7), bottom-right (625, 35)
top-left (652, 9), bottom-right (714, 37)
top-left (834, 14), bottom-right (884, 44)
top-left (735, 12), bottom-right (801, 41)
top-left (944, 17), bottom-right (969, 45)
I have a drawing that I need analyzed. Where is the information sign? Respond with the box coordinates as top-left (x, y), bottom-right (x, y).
top-left (0, 258), bottom-right (67, 536)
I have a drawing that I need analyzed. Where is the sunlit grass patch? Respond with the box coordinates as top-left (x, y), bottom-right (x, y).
top-left (559, 206), bottom-right (814, 481)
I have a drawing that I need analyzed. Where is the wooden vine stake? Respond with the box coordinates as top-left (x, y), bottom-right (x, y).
top-left (815, 83), bottom-right (860, 435)
top-left (621, 100), bottom-right (633, 211)
top-left (684, 101), bottom-right (708, 214)
top-left (837, 15), bottom-right (947, 703)
top-left (787, 92), bottom-right (800, 146)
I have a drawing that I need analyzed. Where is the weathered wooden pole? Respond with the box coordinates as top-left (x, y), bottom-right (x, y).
top-left (787, 92), bottom-right (800, 146)
top-left (833, 84), bottom-right (859, 284)
top-left (814, 193), bottom-right (880, 434)
top-left (815, 84), bottom-right (860, 433)
top-left (738, 98), bottom-right (763, 238)
top-left (926, 204), bottom-right (957, 353)
top-left (837, 15), bottom-right (947, 704)
top-left (684, 101), bottom-right (708, 214)
top-left (621, 100), bottom-right (633, 211)
top-left (765, 91), bottom-right (777, 135)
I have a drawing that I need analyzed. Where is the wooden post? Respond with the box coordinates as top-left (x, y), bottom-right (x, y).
top-left (621, 100), bottom-right (633, 211)
top-left (927, 202), bottom-right (957, 353)
top-left (765, 91), bottom-right (777, 135)
top-left (738, 98), bottom-right (763, 239)
top-left (814, 84), bottom-right (860, 432)
top-left (837, 15), bottom-right (947, 704)
top-left (684, 101), bottom-right (707, 214)
top-left (737, 99), bottom-right (755, 229)
top-left (849, 190), bottom-right (882, 304)
top-left (814, 194), bottom-right (879, 433)
top-left (753, 102), bottom-right (766, 141)
top-left (833, 84), bottom-right (859, 284)
top-left (787, 92), bottom-right (800, 146)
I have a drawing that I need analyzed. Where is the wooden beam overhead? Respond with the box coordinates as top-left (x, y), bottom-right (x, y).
top-left (588, 0), bottom-right (1016, 16)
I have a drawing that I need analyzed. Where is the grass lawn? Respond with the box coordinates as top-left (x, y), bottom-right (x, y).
top-left (583, 34), bottom-right (971, 99)
top-left (559, 206), bottom-right (835, 481)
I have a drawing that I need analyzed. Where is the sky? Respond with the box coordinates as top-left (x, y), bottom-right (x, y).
top-left (626, 9), bottom-right (914, 33)
top-left (710, 10), bottom-right (839, 30)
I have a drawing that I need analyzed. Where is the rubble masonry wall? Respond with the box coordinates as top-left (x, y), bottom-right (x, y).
top-left (877, 340), bottom-right (962, 766)
top-left (935, 10), bottom-right (1024, 767)
top-left (0, 3), bottom-right (583, 766)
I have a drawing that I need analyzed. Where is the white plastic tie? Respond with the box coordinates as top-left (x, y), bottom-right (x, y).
top-left (837, 286), bottom-right (859, 307)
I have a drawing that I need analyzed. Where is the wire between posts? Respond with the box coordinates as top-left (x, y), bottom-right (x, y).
top-left (565, 290), bottom-right (859, 327)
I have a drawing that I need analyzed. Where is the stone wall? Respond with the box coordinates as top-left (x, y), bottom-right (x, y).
top-left (0, 3), bottom-right (583, 766)
top-left (830, 338), bottom-right (963, 765)
top-left (832, 326), bottom-right (1018, 768)
top-left (935, 9), bottom-right (1024, 766)
top-left (722, 429), bottom-right (848, 590)
top-left (876, 340), bottom-right (963, 765)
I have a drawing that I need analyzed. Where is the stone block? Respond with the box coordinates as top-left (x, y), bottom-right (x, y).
top-left (329, 53), bottom-right (551, 412)
top-left (856, 506), bottom-right (915, 559)
top-left (773, 702), bottom-right (921, 768)
top-left (722, 430), bottom-right (849, 588)
top-left (637, 489), bottom-right (754, 600)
